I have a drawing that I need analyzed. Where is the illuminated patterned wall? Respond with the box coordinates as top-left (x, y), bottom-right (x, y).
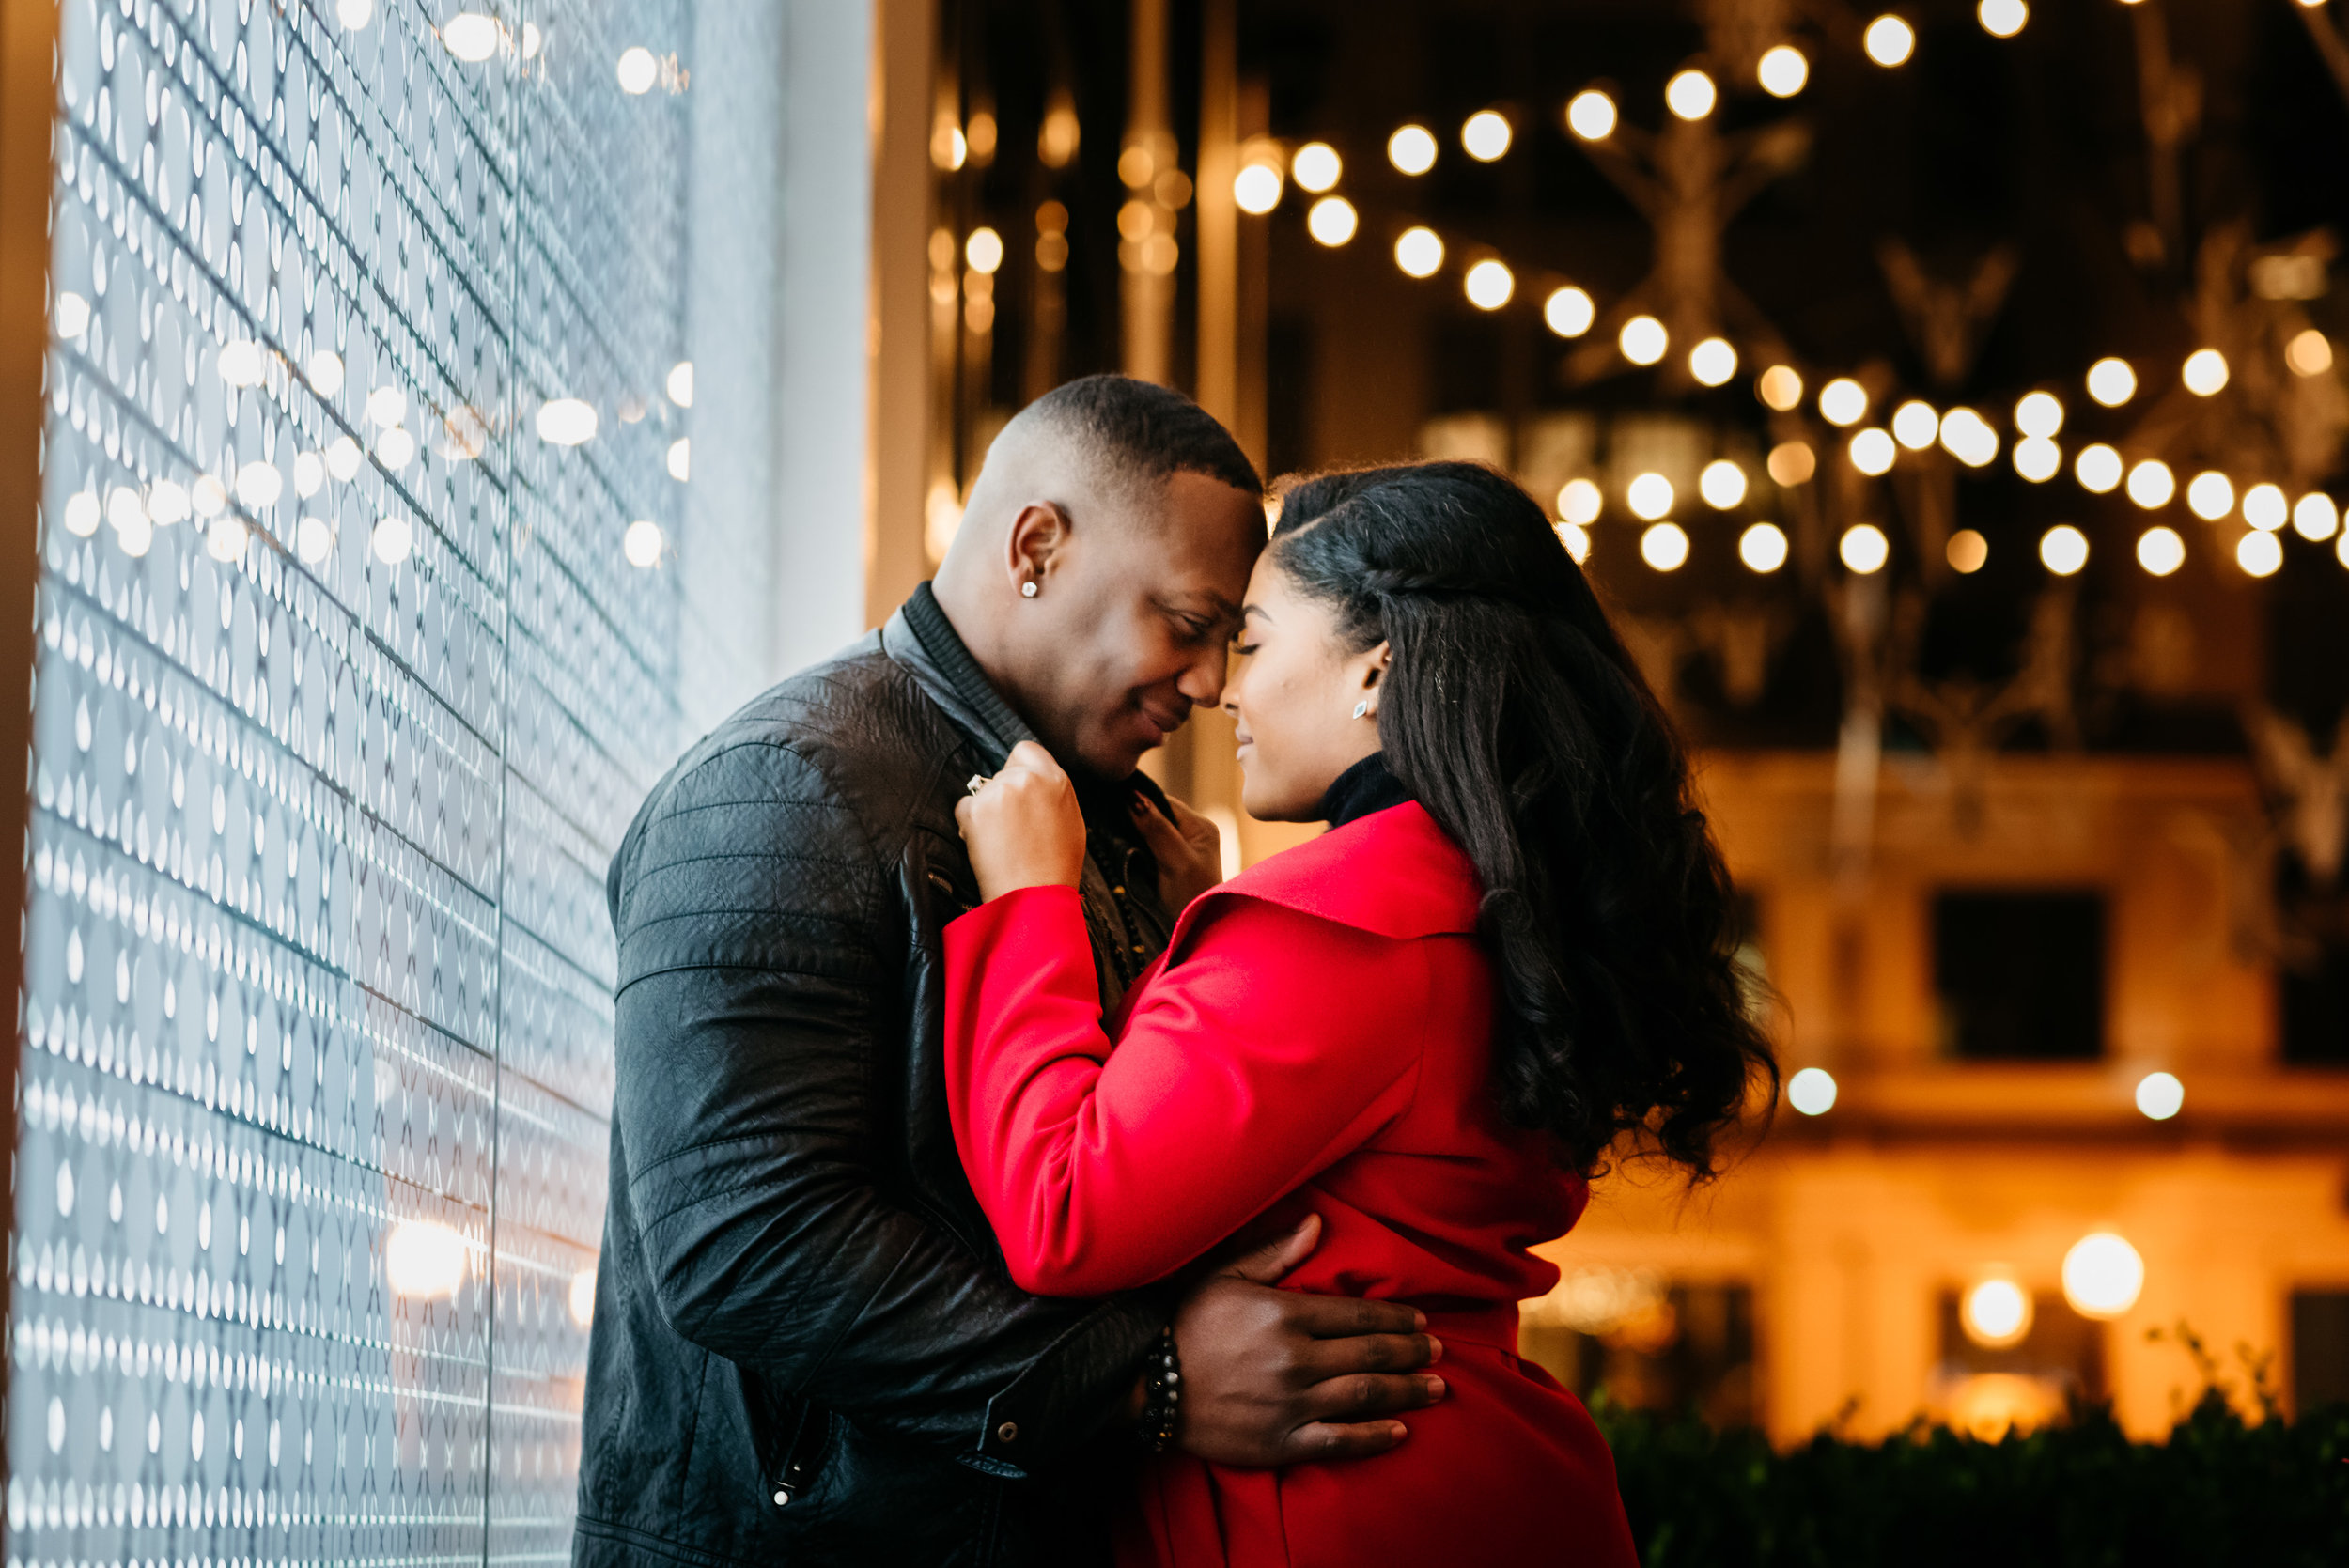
top-left (7, 1), bottom-right (776, 1560)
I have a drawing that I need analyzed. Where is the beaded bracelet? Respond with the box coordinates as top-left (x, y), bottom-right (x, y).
top-left (1136, 1326), bottom-right (1182, 1452)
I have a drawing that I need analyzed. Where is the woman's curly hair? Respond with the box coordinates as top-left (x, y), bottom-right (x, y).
top-left (1270, 460), bottom-right (1776, 1178)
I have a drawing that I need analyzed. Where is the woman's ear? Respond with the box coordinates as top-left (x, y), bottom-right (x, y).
top-left (1005, 502), bottom-right (1071, 595)
top-left (1354, 640), bottom-right (1392, 704)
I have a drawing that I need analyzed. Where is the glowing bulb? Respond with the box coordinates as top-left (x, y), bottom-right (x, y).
top-left (1556, 522), bottom-right (1591, 564)
top-left (1640, 521), bottom-right (1689, 571)
top-left (1939, 408), bottom-right (1999, 468)
top-left (1291, 143), bottom-right (1341, 192)
top-left (2015, 391), bottom-right (2064, 438)
top-left (206, 516), bottom-right (248, 563)
top-left (667, 438), bottom-right (691, 482)
top-left (1863, 15), bottom-right (1916, 67)
top-left (1306, 196), bottom-right (1358, 247)
top-left (537, 398), bottom-right (598, 445)
top-left (235, 461), bottom-right (283, 509)
top-left (2075, 443), bottom-right (2123, 493)
top-left (1544, 287), bottom-right (1595, 338)
top-left (1758, 365), bottom-right (1804, 411)
top-left (1841, 523), bottom-right (1890, 574)
top-left (1740, 521), bottom-right (1789, 572)
top-left (666, 362), bottom-right (694, 408)
top-left (443, 13), bottom-right (500, 61)
top-left (1819, 377), bottom-right (1869, 427)
top-left (623, 520), bottom-right (664, 567)
top-left (366, 386), bottom-right (407, 428)
top-left (1619, 315), bottom-right (1669, 366)
top-left (191, 474), bottom-right (227, 516)
top-left (375, 427), bottom-right (417, 470)
top-left (218, 340), bottom-right (266, 388)
top-left (1666, 70), bottom-right (1718, 121)
top-left (1566, 90), bottom-right (1618, 142)
top-left (615, 47), bottom-right (659, 96)
top-left (1962, 1278), bottom-right (2032, 1347)
top-left (1393, 227), bottom-right (1444, 279)
top-left (2039, 524), bottom-right (2089, 576)
top-left (1700, 459), bottom-right (1748, 509)
top-left (1767, 442), bottom-right (1816, 486)
top-left (1462, 110), bottom-right (1513, 162)
top-left (54, 289), bottom-right (90, 338)
top-left (324, 436), bottom-right (364, 482)
top-left (2135, 1070), bottom-right (2184, 1121)
top-left (2286, 329), bottom-right (2333, 378)
top-left (569, 1266), bottom-right (598, 1328)
top-left (370, 515), bottom-right (413, 566)
top-left (1465, 259), bottom-right (1515, 311)
top-left (2087, 357), bottom-right (2137, 407)
top-left (105, 485), bottom-right (146, 533)
top-left (965, 227), bottom-right (1004, 274)
top-left (2244, 483), bottom-right (2288, 531)
top-left (1558, 478), bottom-right (1603, 525)
top-left (1688, 337), bottom-right (1738, 387)
top-left (1758, 44), bottom-right (1809, 98)
top-left (114, 506), bottom-right (152, 557)
top-left (2136, 525), bottom-right (2185, 577)
top-left (1978, 0), bottom-right (2029, 39)
top-left (2186, 471), bottom-right (2234, 521)
top-left (1388, 124), bottom-right (1438, 175)
top-left (2238, 530), bottom-right (2283, 577)
top-left (297, 516), bottom-right (334, 565)
top-left (147, 481), bottom-right (189, 525)
top-left (335, 0), bottom-right (373, 29)
top-left (1234, 162), bottom-right (1283, 214)
top-left (2125, 459), bottom-right (2175, 510)
top-left (2182, 348), bottom-right (2229, 396)
top-left (2061, 1233), bottom-right (2143, 1320)
top-left (1627, 472), bottom-right (1676, 520)
top-left (2014, 437), bottom-right (2061, 483)
top-left (1788, 1066), bottom-right (1838, 1115)
top-left (1892, 400), bottom-right (1938, 451)
top-left (2295, 492), bottom-right (2341, 541)
top-left (385, 1219), bottom-right (466, 1299)
top-left (1948, 529), bottom-right (1989, 573)
top-left (1849, 427), bottom-right (1897, 475)
top-left (62, 491), bottom-right (101, 536)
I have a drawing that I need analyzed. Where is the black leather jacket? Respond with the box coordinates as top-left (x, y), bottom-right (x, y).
top-left (573, 588), bottom-right (1178, 1567)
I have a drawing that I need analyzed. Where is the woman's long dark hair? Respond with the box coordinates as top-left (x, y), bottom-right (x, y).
top-left (1271, 460), bottom-right (1775, 1179)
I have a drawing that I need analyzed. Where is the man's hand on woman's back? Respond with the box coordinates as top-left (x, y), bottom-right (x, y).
top-left (1173, 1214), bottom-right (1447, 1467)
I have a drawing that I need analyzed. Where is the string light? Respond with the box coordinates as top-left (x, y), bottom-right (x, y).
top-left (1566, 89), bottom-right (1618, 142)
top-left (1559, 478), bottom-right (1603, 524)
top-left (537, 398), bottom-right (598, 445)
top-left (1892, 399), bottom-right (1939, 450)
top-left (1788, 1067), bottom-right (1838, 1114)
top-left (1758, 44), bottom-right (1809, 98)
top-left (54, 289), bottom-right (90, 338)
top-left (1388, 124), bottom-right (1438, 175)
top-left (1627, 472), bottom-right (1676, 520)
top-left (1948, 529), bottom-right (1990, 573)
top-left (2137, 525), bottom-right (2186, 576)
top-left (965, 227), bottom-right (1005, 273)
top-left (1557, 521), bottom-right (1592, 563)
top-left (1641, 521), bottom-right (1690, 570)
top-left (218, 340), bottom-right (266, 389)
top-left (1962, 1278), bottom-right (2032, 1348)
top-left (2294, 492), bottom-right (2341, 541)
top-left (2086, 357), bottom-right (2137, 407)
top-left (2185, 471), bottom-right (2234, 520)
top-left (2061, 1234), bottom-right (2143, 1320)
top-left (1759, 365), bottom-right (1804, 411)
top-left (207, 515), bottom-right (248, 563)
top-left (1701, 459), bottom-right (1749, 509)
top-left (1978, 0), bottom-right (2029, 39)
top-left (369, 515), bottom-right (412, 566)
top-left (1666, 70), bottom-right (1719, 121)
top-left (1291, 142), bottom-right (1342, 193)
top-left (666, 361), bottom-right (694, 407)
top-left (1545, 287), bottom-right (1595, 338)
top-left (623, 520), bottom-right (664, 567)
top-left (2075, 443), bottom-right (2123, 493)
top-left (2243, 483), bottom-right (2288, 531)
top-left (2181, 348), bottom-right (2229, 396)
top-left (1394, 226), bottom-right (1444, 278)
top-left (1740, 521), bottom-right (1790, 572)
top-left (443, 12), bottom-right (500, 61)
top-left (1849, 427), bottom-right (1897, 475)
top-left (1819, 377), bottom-right (1869, 427)
top-left (1306, 197), bottom-right (1358, 247)
top-left (1768, 441), bottom-right (1817, 485)
top-left (2238, 530), bottom-right (2283, 577)
top-left (1863, 15), bottom-right (1917, 67)
top-left (1234, 161), bottom-right (1283, 214)
top-left (1689, 336), bottom-right (1738, 386)
top-left (1939, 409), bottom-right (1998, 468)
top-left (2125, 459), bottom-right (2176, 509)
top-left (1620, 315), bottom-right (1670, 365)
top-left (297, 516), bottom-right (334, 565)
top-left (2015, 391), bottom-right (2064, 437)
top-left (1842, 523), bottom-right (1890, 573)
top-left (616, 46), bottom-right (659, 96)
top-left (2135, 1071), bottom-right (2184, 1121)
top-left (2286, 329), bottom-right (2334, 377)
top-left (2040, 524), bottom-right (2089, 575)
top-left (2014, 437), bottom-right (2061, 482)
top-left (1462, 110), bottom-right (1513, 161)
top-left (1465, 259), bottom-right (1516, 310)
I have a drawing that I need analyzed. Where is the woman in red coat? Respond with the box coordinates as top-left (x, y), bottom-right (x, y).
top-left (948, 462), bottom-right (1773, 1567)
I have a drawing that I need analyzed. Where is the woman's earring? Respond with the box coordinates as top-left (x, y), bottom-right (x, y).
top-left (1020, 581), bottom-right (1039, 598)
top-left (1352, 700), bottom-right (1370, 720)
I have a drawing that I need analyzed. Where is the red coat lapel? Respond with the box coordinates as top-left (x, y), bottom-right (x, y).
top-left (1168, 802), bottom-right (1483, 955)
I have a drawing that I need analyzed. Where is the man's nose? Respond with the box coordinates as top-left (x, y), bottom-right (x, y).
top-left (1177, 644), bottom-right (1230, 709)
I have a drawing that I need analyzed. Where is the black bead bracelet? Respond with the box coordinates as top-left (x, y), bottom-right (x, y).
top-left (1137, 1326), bottom-right (1182, 1452)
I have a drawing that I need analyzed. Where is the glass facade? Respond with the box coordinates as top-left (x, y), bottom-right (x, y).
top-left (8, 2), bottom-right (781, 1560)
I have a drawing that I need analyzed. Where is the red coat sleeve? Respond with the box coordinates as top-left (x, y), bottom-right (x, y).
top-left (943, 884), bottom-right (1427, 1297)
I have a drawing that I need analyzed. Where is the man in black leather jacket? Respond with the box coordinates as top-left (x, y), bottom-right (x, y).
top-left (575, 378), bottom-right (1446, 1566)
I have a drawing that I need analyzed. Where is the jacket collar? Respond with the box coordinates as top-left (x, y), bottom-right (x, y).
top-left (1169, 800), bottom-right (1482, 954)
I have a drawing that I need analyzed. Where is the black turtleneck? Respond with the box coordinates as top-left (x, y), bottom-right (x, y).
top-left (1318, 752), bottom-right (1413, 829)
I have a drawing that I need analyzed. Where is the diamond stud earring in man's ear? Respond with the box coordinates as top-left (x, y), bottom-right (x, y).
top-left (1020, 581), bottom-right (1038, 598)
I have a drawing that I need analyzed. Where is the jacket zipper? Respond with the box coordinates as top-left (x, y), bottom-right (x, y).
top-left (770, 1399), bottom-right (819, 1509)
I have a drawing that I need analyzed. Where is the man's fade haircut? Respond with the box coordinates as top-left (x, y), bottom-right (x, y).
top-left (1023, 373), bottom-right (1263, 500)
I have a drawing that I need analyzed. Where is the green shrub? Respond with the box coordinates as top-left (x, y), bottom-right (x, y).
top-left (1597, 1391), bottom-right (2349, 1566)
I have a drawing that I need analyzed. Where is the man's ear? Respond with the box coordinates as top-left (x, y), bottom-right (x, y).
top-left (1005, 502), bottom-right (1072, 592)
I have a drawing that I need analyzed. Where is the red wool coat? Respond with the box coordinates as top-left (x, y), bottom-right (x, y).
top-left (944, 801), bottom-right (1640, 1568)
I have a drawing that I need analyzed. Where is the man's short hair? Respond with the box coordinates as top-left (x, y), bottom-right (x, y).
top-left (1026, 374), bottom-right (1264, 498)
